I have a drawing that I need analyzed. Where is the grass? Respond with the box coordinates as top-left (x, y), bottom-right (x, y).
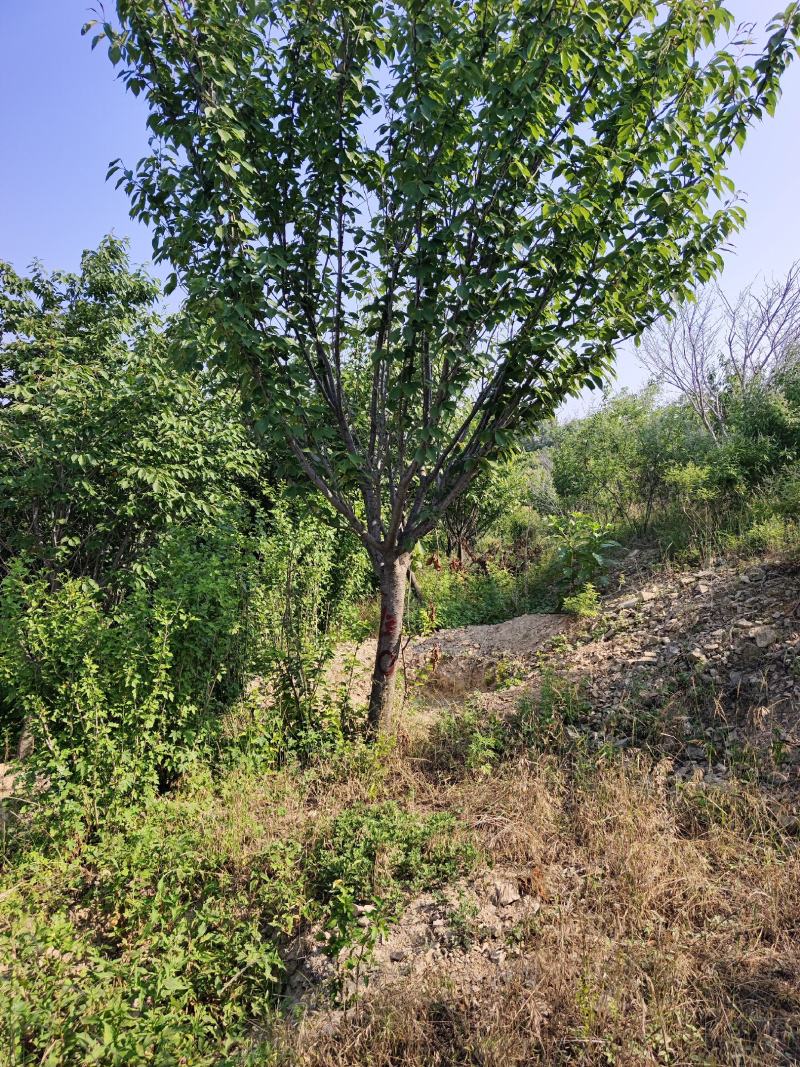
top-left (2, 650), bottom-right (799, 1066)
top-left (284, 754), bottom-right (800, 1066)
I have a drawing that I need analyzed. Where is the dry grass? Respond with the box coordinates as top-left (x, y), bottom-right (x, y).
top-left (270, 744), bottom-right (800, 1067)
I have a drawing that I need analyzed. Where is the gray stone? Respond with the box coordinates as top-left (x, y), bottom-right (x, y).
top-left (491, 878), bottom-right (521, 907)
top-left (752, 625), bottom-right (779, 649)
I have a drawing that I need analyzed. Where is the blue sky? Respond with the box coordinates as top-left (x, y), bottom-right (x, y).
top-left (2, 1), bottom-right (799, 399)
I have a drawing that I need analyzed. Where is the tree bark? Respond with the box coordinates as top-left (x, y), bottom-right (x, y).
top-left (367, 552), bottom-right (410, 734)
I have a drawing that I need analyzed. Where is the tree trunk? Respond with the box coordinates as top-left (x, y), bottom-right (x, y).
top-left (367, 552), bottom-right (410, 734)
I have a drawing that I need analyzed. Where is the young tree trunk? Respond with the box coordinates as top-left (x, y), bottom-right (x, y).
top-left (367, 552), bottom-right (410, 734)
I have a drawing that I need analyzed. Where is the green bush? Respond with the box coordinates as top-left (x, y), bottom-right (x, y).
top-left (406, 559), bottom-right (559, 634)
top-left (229, 501), bottom-right (372, 763)
top-left (552, 390), bottom-right (707, 535)
top-left (309, 802), bottom-right (477, 940)
top-left (545, 512), bottom-right (619, 590)
top-left (0, 531), bottom-right (252, 829)
top-left (562, 582), bottom-right (602, 618)
top-left (0, 780), bottom-right (302, 1067)
top-left (0, 238), bottom-right (258, 589)
top-left (0, 242), bottom-right (373, 829)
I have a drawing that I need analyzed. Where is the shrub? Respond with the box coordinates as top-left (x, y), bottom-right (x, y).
top-left (309, 802), bottom-right (477, 935)
top-left (0, 532), bottom-right (252, 830)
top-left (0, 779), bottom-right (303, 1067)
top-left (545, 512), bottom-right (619, 590)
top-left (0, 784), bottom-right (476, 1066)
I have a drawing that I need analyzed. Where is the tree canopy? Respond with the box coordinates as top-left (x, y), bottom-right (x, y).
top-left (91, 0), bottom-right (800, 726)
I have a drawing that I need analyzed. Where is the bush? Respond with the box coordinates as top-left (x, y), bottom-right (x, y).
top-left (0, 242), bottom-right (373, 828)
top-left (0, 779), bottom-right (302, 1066)
top-left (552, 389), bottom-right (707, 535)
top-left (231, 501), bottom-right (372, 762)
top-left (309, 802), bottom-right (477, 944)
top-left (406, 558), bottom-right (560, 634)
top-left (545, 512), bottom-right (619, 590)
top-left (0, 238), bottom-right (258, 590)
top-left (0, 531), bottom-right (252, 830)
top-left (562, 583), bottom-right (601, 618)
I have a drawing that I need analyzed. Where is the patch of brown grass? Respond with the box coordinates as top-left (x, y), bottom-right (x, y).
top-left (276, 752), bottom-right (800, 1067)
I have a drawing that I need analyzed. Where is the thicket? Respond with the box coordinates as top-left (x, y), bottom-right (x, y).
top-left (0, 240), bottom-right (372, 840)
top-left (5, 243), bottom-right (795, 829)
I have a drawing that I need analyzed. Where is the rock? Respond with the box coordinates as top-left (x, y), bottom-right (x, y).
top-left (737, 642), bottom-right (764, 667)
top-left (641, 588), bottom-right (659, 602)
top-left (389, 948), bottom-right (408, 963)
top-left (491, 878), bottom-right (521, 907)
top-left (752, 625), bottom-right (779, 649)
top-left (747, 567), bottom-right (766, 582)
top-left (633, 652), bottom-right (659, 665)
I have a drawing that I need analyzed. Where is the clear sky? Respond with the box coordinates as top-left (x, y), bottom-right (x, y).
top-left (2, 1), bottom-right (799, 400)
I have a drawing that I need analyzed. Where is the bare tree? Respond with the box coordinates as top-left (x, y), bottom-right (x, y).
top-left (639, 262), bottom-right (800, 439)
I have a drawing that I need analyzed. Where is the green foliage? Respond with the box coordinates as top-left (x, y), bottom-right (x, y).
top-left (231, 502), bottom-right (372, 762)
top-left (544, 370), bottom-right (800, 562)
top-left (552, 390), bottom-right (707, 533)
top-left (0, 243), bottom-right (372, 829)
top-left (663, 461), bottom-right (721, 560)
top-left (0, 238), bottom-right (257, 587)
top-left (440, 455), bottom-right (532, 561)
top-left (408, 557), bottom-right (559, 634)
top-left (431, 703), bottom-right (507, 776)
top-left (562, 583), bottom-right (602, 618)
top-left (0, 534), bottom-right (252, 830)
top-left (0, 781), bottom-right (301, 1066)
top-left (0, 783), bottom-right (475, 1066)
top-left (546, 512), bottom-right (619, 590)
top-left (309, 802), bottom-right (477, 939)
top-left (90, 0), bottom-right (800, 588)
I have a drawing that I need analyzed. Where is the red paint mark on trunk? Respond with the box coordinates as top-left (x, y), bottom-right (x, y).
top-left (377, 609), bottom-right (400, 677)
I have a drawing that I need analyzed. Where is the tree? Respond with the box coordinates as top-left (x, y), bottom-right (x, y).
top-left (552, 388), bottom-right (708, 534)
top-left (0, 237), bottom-right (257, 592)
top-left (92, 0), bottom-right (799, 731)
top-left (639, 261), bottom-right (800, 438)
top-left (440, 455), bottom-right (526, 564)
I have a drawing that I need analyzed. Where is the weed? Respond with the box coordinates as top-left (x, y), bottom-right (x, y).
top-left (562, 582), bottom-right (602, 618)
